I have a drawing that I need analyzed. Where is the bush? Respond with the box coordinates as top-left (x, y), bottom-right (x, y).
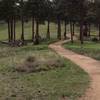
top-left (9, 40), bottom-right (27, 47)
top-left (91, 37), bottom-right (98, 42)
top-left (15, 56), bottom-right (65, 73)
top-left (26, 56), bottom-right (36, 62)
top-left (45, 59), bottom-right (65, 69)
top-left (16, 56), bottom-right (39, 73)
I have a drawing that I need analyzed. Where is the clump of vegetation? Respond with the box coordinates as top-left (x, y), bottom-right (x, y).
top-left (16, 56), bottom-right (66, 73)
top-left (91, 37), bottom-right (98, 42)
top-left (26, 56), bottom-right (36, 62)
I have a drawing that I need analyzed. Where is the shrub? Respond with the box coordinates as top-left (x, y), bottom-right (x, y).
top-left (45, 59), bottom-right (65, 69)
top-left (15, 56), bottom-right (65, 73)
top-left (9, 40), bottom-right (27, 47)
top-left (16, 56), bottom-right (39, 73)
top-left (26, 56), bottom-right (36, 62)
top-left (91, 37), bottom-right (98, 42)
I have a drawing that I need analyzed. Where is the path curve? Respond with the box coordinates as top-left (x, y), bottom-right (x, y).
top-left (49, 40), bottom-right (100, 100)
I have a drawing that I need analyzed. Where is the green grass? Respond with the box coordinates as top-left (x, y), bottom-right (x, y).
top-left (0, 42), bottom-right (90, 100)
top-left (64, 41), bottom-right (100, 60)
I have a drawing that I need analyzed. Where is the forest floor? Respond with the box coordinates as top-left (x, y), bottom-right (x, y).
top-left (49, 39), bottom-right (100, 100)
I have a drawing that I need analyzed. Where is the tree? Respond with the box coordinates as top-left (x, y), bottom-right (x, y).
top-left (54, 0), bottom-right (63, 40)
top-left (64, 0), bottom-right (80, 43)
top-left (31, 0), bottom-right (46, 44)
top-left (77, 0), bottom-right (88, 44)
top-left (0, 0), bottom-right (17, 43)
top-left (95, 0), bottom-right (100, 40)
top-left (83, 0), bottom-right (96, 37)
top-left (45, 0), bottom-right (54, 39)
top-left (57, 0), bottom-right (69, 40)
top-left (19, 0), bottom-right (27, 43)
top-left (26, 0), bottom-right (36, 42)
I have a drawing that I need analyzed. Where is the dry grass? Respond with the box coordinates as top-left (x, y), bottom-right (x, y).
top-left (16, 56), bottom-right (66, 73)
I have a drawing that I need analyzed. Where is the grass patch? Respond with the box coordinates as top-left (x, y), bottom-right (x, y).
top-left (16, 56), bottom-right (66, 73)
top-left (64, 41), bottom-right (100, 60)
top-left (0, 43), bottom-right (90, 100)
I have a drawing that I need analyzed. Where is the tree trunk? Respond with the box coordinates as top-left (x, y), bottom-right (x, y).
top-left (32, 16), bottom-right (35, 42)
top-left (70, 22), bottom-right (73, 43)
top-left (10, 17), bottom-right (13, 42)
top-left (35, 18), bottom-right (39, 45)
top-left (13, 16), bottom-right (16, 42)
top-left (88, 23), bottom-right (91, 37)
top-left (21, 0), bottom-right (24, 42)
top-left (72, 22), bottom-right (75, 36)
top-left (64, 19), bottom-right (67, 39)
top-left (57, 18), bottom-right (61, 40)
top-left (21, 15), bottom-right (24, 42)
top-left (84, 24), bottom-right (88, 37)
top-left (7, 19), bottom-right (11, 42)
top-left (80, 22), bottom-right (84, 44)
top-left (47, 19), bottom-right (50, 39)
top-left (99, 23), bottom-right (100, 41)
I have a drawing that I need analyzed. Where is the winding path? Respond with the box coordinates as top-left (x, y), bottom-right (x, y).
top-left (49, 40), bottom-right (100, 100)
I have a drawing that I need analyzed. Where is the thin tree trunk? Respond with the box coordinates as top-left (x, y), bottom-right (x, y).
top-left (88, 23), bottom-right (91, 37)
top-left (64, 19), bottom-right (67, 39)
top-left (80, 22), bottom-right (84, 44)
top-left (10, 17), bottom-right (13, 42)
top-left (84, 24), bottom-right (88, 37)
top-left (21, 0), bottom-right (24, 42)
top-left (72, 22), bottom-right (75, 36)
top-left (32, 16), bottom-right (35, 42)
top-left (57, 18), bottom-right (61, 40)
top-left (21, 15), bottom-right (24, 42)
top-left (99, 23), bottom-right (100, 41)
top-left (70, 22), bottom-right (73, 43)
top-left (13, 16), bottom-right (16, 42)
top-left (35, 18), bottom-right (39, 44)
top-left (7, 19), bottom-right (11, 42)
top-left (47, 19), bottom-right (50, 39)
top-left (36, 18), bottom-right (39, 37)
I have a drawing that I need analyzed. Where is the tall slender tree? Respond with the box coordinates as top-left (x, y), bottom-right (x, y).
top-left (32, 0), bottom-right (46, 44)
top-left (45, 0), bottom-right (54, 39)
top-left (95, 0), bottom-right (100, 40)
top-left (77, 0), bottom-right (88, 44)
top-left (54, 0), bottom-right (63, 40)
top-left (1, 0), bottom-right (17, 43)
top-left (26, 0), bottom-right (35, 42)
top-left (20, 0), bottom-right (25, 43)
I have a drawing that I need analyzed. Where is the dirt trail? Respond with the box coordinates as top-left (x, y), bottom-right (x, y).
top-left (49, 40), bottom-right (100, 100)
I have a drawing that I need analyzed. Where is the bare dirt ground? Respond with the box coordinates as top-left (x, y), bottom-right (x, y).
top-left (49, 40), bottom-right (100, 100)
